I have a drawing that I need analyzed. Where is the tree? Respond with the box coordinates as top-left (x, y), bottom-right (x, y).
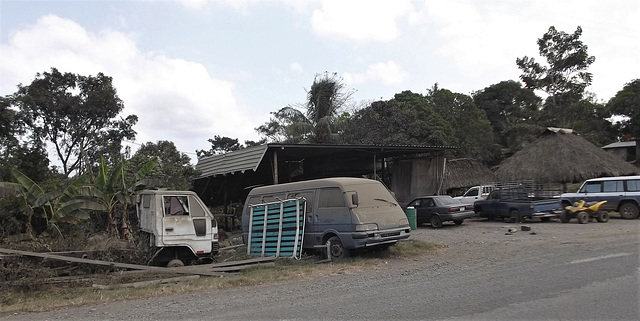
top-left (341, 92), bottom-right (452, 146)
top-left (517, 26), bottom-right (595, 127)
top-left (256, 72), bottom-right (353, 144)
top-left (608, 79), bottom-right (640, 140)
top-left (424, 85), bottom-right (495, 162)
top-left (9, 68), bottom-right (138, 177)
top-left (473, 80), bottom-right (543, 161)
top-left (128, 141), bottom-right (198, 190)
top-left (196, 135), bottom-right (242, 158)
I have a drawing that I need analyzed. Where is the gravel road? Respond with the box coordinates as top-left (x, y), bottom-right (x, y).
top-left (3, 216), bottom-right (639, 321)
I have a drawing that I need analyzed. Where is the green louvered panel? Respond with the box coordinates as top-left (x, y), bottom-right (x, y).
top-left (247, 198), bottom-right (305, 259)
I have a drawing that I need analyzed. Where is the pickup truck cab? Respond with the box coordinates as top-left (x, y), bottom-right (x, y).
top-left (474, 188), bottom-right (561, 222)
top-left (454, 185), bottom-right (495, 204)
top-left (560, 175), bottom-right (640, 219)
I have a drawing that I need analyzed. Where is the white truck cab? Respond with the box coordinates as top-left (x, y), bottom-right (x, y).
top-left (454, 185), bottom-right (495, 204)
top-left (136, 189), bottom-right (219, 267)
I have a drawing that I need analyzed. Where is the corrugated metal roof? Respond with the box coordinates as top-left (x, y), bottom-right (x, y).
top-left (602, 141), bottom-right (636, 149)
top-left (196, 145), bottom-right (268, 178)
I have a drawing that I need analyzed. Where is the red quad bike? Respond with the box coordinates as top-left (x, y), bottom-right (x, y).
top-left (560, 200), bottom-right (609, 224)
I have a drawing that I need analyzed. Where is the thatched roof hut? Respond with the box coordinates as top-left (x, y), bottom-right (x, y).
top-left (442, 158), bottom-right (494, 191)
top-left (494, 128), bottom-right (639, 184)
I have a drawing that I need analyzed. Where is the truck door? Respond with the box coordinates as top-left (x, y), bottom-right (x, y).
top-left (161, 195), bottom-right (212, 254)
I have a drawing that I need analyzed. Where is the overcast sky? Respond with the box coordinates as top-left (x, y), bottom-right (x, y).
top-left (1, 0), bottom-right (639, 162)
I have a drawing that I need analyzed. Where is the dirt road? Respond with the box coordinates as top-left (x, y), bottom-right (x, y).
top-left (3, 216), bottom-right (639, 320)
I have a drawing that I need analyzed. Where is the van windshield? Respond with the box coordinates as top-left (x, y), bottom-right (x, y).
top-left (348, 182), bottom-right (405, 228)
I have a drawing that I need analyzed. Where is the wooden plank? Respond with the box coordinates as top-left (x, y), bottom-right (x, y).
top-left (208, 256), bottom-right (276, 268)
top-left (0, 247), bottom-right (225, 277)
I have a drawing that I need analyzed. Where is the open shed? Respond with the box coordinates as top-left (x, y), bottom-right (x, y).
top-left (193, 143), bottom-right (452, 208)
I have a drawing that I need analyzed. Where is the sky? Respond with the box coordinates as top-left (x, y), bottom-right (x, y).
top-left (1, 0), bottom-right (639, 163)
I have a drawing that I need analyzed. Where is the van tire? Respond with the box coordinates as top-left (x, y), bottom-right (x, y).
top-left (327, 236), bottom-right (349, 261)
top-left (619, 203), bottom-right (639, 219)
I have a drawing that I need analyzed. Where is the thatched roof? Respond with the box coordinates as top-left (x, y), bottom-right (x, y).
top-left (494, 128), bottom-right (639, 184)
top-left (442, 158), bottom-right (494, 190)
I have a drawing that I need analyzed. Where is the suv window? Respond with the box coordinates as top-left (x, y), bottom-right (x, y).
top-left (626, 180), bottom-right (640, 192)
top-left (580, 182), bottom-right (601, 193)
top-left (603, 180), bottom-right (624, 192)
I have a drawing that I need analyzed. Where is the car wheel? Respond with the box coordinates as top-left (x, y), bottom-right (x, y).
top-left (560, 210), bottom-right (571, 223)
top-left (327, 236), bottom-right (349, 261)
top-left (430, 215), bottom-right (443, 229)
top-left (453, 219), bottom-right (464, 225)
top-left (509, 210), bottom-right (522, 223)
top-left (619, 203), bottom-right (639, 220)
top-left (576, 212), bottom-right (589, 224)
top-left (596, 211), bottom-right (609, 223)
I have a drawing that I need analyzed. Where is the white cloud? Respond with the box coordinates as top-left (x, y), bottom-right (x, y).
top-left (289, 62), bottom-right (304, 73)
top-left (0, 15), bottom-right (254, 159)
top-left (310, 0), bottom-right (414, 42)
top-left (343, 61), bottom-right (406, 85)
top-left (177, 0), bottom-right (249, 11)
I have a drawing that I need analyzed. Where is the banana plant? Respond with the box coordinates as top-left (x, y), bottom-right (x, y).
top-left (11, 168), bottom-right (89, 239)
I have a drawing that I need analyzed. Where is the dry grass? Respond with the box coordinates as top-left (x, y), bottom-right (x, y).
top-left (0, 239), bottom-right (445, 315)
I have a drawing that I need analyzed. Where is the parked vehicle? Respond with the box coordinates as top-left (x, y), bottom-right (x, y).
top-left (561, 200), bottom-right (609, 224)
top-left (406, 195), bottom-right (475, 228)
top-left (242, 178), bottom-right (411, 260)
top-left (560, 176), bottom-right (640, 219)
top-left (453, 185), bottom-right (495, 204)
top-left (136, 190), bottom-right (219, 267)
top-left (474, 188), bottom-right (562, 222)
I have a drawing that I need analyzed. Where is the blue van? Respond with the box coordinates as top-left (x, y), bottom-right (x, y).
top-left (560, 176), bottom-right (640, 219)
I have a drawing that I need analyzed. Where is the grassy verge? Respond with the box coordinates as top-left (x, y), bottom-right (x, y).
top-left (0, 239), bottom-right (445, 314)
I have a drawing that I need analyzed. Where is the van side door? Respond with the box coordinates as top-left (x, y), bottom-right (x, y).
top-left (315, 188), bottom-right (351, 239)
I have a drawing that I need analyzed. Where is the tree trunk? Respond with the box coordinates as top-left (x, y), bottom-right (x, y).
top-left (121, 203), bottom-right (134, 243)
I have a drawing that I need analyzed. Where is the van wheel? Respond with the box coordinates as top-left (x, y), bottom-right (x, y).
top-left (619, 203), bottom-right (639, 219)
top-left (167, 259), bottom-right (185, 268)
top-left (430, 215), bottom-right (443, 229)
top-left (327, 236), bottom-right (349, 261)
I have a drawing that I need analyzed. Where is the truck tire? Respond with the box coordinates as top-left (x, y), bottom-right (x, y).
top-left (509, 210), bottom-right (522, 223)
top-left (596, 211), bottom-right (609, 223)
top-left (167, 259), bottom-right (185, 267)
top-left (576, 212), bottom-right (589, 224)
top-left (560, 210), bottom-right (571, 223)
top-left (430, 215), bottom-right (443, 229)
top-left (327, 236), bottom-right (349, 261)
top-left (619, 203), bottom-right (639, 219)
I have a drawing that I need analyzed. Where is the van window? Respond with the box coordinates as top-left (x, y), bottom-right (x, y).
top-left (580, 182), bottom-right (601, 193)
top-left (288, 191), bottom-right (314, 213)
top-left (318, 188), bottom-right (345, 208)
top-left (627, 180), bottom-right (640, 192)
top-left (603, 180), bottom-right (624, 192)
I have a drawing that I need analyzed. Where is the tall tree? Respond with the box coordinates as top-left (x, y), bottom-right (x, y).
top-left (425, 85), bottom-right (495, 162)
top-left (196, 135), bottom-right (242, 158)
top-left (516, 26), bottom-right (595, 127)
top-left (341, 92), bottom-right (452, 146)
top-left (473, 80), bottom-right (543, 161)
top-left (608, 79), bottom-right (640, 140)
top-left (9, 68), bottom-right (138, 177)
top-left (128, 141), bottom-right (198, 190)
top-left (256, 72), bottom-right (353, 144)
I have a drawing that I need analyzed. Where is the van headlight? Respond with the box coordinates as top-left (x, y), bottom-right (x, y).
top-left (355, 223), bottom-right (378, 231)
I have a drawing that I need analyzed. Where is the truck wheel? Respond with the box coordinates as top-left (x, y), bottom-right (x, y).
top-left (619, 203), bottom-right (639, 219)
top-left (560, 210), bottom-right (571, 223)
top-left (327, 236), bottom-right (349, 261)
top-left (596, 211), bottom-right (610, 223)
top-left (167, 259), bottom-right (185, 268)
top-left (509, 210), bottom-right (522, 223)
top-left (576, 212), bottom-right (589, 224)
top-left (453, 219), bottom-right (464, 225)
top-left (430, 215), bottom-right (443, 229)
top-left (540, 217), bottom-right (551, 222)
